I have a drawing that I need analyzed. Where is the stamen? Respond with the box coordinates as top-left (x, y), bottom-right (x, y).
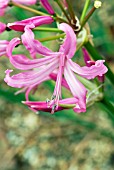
top-left (46, 98), bottom-right (50, 103)
top-left (51, 104), bottom-right (57, 114)
top-left (51, 95), bottom-right (56, 100)
top-left (46, 98), bottom-right (51, 108)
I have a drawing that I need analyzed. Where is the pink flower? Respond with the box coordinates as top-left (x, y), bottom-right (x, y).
top-left (7, 16), bottom-right (54, 32)
top-left (4, 23), bottom-right (108, 113)
top-left (0, 40), bottom-right (9, 57)
top-left (0, 22), bottom-right (6, 34)
top-left (40, 0), bottom-right (55, 15)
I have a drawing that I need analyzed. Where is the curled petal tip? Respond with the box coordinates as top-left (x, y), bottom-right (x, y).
top-left (5, 69), bottom-right (13, 74)
top-left (59, 23), bottom-right (76, 58)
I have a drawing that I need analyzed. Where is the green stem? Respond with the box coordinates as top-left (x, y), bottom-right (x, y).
top-left (54, 15), bottom-right (68, 24)
top-left (54, 0), bottom-right (71, 23)
top-left (11, 1), bottom-right (68, 23)
top-left (65, 0), bottom-right (76, 23)
top-left (59, 104), bottom-right (76, 109)
top-left (11, 1), bottom-right (48, 16)
top-left (80, 0), bottom-right (91, 23)
top-left (81, 6), bottom-right (96, 28)
top-left (38, 33), bottom-right (65, 42)
top-left (84, 41), bottom-right (114, 86)
top-left (99, 97), bottom-right (114, 124)
top-left (33, 27), bottom-right (63, 32)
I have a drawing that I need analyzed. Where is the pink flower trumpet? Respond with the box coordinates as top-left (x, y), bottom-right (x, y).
top-left (7, 16), bottom-right (54, 32)
top-left (0, 22), bottom-right (6, 33)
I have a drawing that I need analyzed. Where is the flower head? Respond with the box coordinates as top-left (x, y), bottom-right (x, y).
top-left (82, 47), bottom-right (105, 82)
top-left (4, 23), bottom-right (108, 113)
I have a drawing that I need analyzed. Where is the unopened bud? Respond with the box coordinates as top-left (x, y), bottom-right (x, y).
top-left (94, 0), bottom-right (102, 9)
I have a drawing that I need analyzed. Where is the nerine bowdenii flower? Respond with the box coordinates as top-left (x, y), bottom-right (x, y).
top-left (4, 23), bottom-right (108, 113)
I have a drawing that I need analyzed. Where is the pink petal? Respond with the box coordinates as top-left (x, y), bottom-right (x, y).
top-left (21, 24), bottom-right (60, 57)
top-left (82, 48), bottom-right (106, 82)
top-left (82, 48), bottom-right (92, 67)
top-left (23, 97), bottom-right (77, 113)
top-left (4, 59), bottom-right (59, 88)
top-left (12, 0), bottom-right (37, 5)
top-left (50, 73), bottom-right (70, 90)
top-left (0, 0), bottom-right (9, 16)
top-left (7, 16), bottom-right (54, 32)
top-left (0, 40), bottom-right (9, 57)
top-left (0, 22), bottom-right (6, 33)
top-left (59, 23), bottom-right (76, 59)
top-left (25, 77), bottom-right (50, 101)
top-left (7, 37), bottom-right (56, 70)
top-left (68, 59), bottom-right (108, 80)
top-left (40, 0), bottom-right (55, 15)
top-left (64, 61), bottom-right (87, 113)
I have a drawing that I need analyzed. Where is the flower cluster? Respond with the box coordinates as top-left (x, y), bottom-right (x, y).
top-left (0, 0), bottom-right (108, 114)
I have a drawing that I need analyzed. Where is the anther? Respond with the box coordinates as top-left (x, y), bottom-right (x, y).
top-left (51, 95), bottom-right (56, 100)
top-left (51, 104), bottom-right (57, 114)
top-left (46, 98), bottom-right (50, 103)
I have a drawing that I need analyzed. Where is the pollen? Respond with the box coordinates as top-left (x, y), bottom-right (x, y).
top-left (94, 0), bottom-right (102, 9)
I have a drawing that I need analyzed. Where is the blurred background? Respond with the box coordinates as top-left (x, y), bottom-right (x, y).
top-left (0, 0), bottom-right (114, 170)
